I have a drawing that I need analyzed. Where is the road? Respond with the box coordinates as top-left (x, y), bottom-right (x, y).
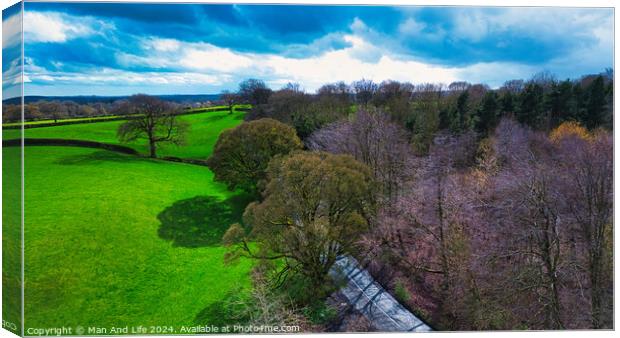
top-left (329, 255), bottom-right (432, 332)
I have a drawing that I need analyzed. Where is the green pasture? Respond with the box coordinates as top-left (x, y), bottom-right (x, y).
top-left (1, 105), bottom-right (246, 127)
top-left (2, 109), bottom-right (245, 159)
top-left (9, 146), bottom-right (253, 329)
top-left (2, 141), bottom-right (22, 334)
top-left (2, 114), bottom-right (136, 127)
top-left (1, 105), bottom-right (255, 331)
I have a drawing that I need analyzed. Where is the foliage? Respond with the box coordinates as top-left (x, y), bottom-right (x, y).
top-left (207, 118), bottom-right (303, 194)
top-left (549, 121), bottom-right (591, 143)
top-left (238, 78), bottom-right (272, 105)
top-left (393, 279), bottom-right (411, 303)
top-left (224, 151), bottom-right (376, 295)
top-left (302, 300), bottom-right (338, 325)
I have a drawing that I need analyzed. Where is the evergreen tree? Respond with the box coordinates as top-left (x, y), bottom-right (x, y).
top-left (582, 76), bottom-right (607, 129)
top-left (500, 91), bottom-right (515, 115)
top-left (546, 79), bottom-right (574, 128)
top-left (450, 91), bottom-right (471, 133)
top-left (517, 83), bottom-right (544, 128)
top-left (475, 91), bottom-right (499, 135)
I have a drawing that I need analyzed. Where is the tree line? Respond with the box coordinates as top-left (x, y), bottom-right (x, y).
top-left (229, 70), bottom-right (613, 147)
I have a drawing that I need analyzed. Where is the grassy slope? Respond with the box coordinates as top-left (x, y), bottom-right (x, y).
top-left (2, 145), bottom-right (22, 334)
top-left (15, 146), bottom-right (253, 329)
top-left (2, 110), bottom-right (245, 159)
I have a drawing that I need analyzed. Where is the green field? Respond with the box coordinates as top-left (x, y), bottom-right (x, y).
top-left (2, 114), bottom-right (137, 127)
top-left (3, 109), bottom-right (245, 159)
top-left (2, 136), bottom-right (22, 334)
top-left (2, 108), bottom-right (255, 331)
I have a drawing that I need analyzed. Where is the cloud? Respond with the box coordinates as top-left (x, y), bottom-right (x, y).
top-left (3, 12), bottom-right (21, 48)
top-left (24, 11), bottom-right (95, 43)
top-left (116, 38), bottom-right (253, 72)
top-left (398, 17), bottom-right (426, 36)
top-left (18, 5), bottom-right (614, 96)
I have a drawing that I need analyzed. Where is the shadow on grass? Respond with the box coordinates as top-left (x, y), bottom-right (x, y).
top-left (55, 151), bottom-right (144, 165)
top-left (201, 114), bottom-right (230, 123)
top-left (157, 194), bottom-right (254, 248)
top-left (194, 288), bottom-right (250, 327)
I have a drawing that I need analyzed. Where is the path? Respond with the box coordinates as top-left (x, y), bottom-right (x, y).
top-left (329, 255), bottom-right (432, 332)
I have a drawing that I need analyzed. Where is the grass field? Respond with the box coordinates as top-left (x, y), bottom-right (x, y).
top-left (2, 109), bottom-right (245, 159)
top-left (1, 107), bottom-right (255, 331)
top-left (8, 146), bottom-right (254, 329)
top-left (2, 114), bottom-right (137, 127)
top-left (2, 141), bottom-right (22, 334)
top-left (1, 105), bottom-right (250, 127)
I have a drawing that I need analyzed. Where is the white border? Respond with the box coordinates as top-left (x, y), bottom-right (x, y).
top-left (0, 1), bottom-right (617, 338)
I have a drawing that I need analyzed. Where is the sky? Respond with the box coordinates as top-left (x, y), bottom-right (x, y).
top-left (1, 2), bottom-right (615, 97)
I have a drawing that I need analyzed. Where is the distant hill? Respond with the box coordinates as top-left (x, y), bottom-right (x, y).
top-left (3, 94), bottom-right (221, 105)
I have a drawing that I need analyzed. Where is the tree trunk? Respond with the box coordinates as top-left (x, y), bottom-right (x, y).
top-left (149, 140), bottom-right (157, 158)
top-left (589, 251), bottom-right (603, 328)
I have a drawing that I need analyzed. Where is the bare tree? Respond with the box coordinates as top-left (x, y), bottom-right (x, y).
top-left (307, 109), bottom-right (414, 202)
top-left (555, 132), bottom-right (613, 328)
top-left (220, 90), bottom-right (239, 114)
top-left (117, 94), bottom-right (188, 158)
top-left (352, 79), bottom-right (378, 107)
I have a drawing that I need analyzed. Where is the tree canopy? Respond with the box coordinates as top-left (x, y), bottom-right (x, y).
top-left (223, 151), bottom-right (376, 293)
top-left (207, 118), bottom-right (303, 194)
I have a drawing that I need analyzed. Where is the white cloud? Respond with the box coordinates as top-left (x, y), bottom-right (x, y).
top-left (261, 34), bottom-right (459, 90)
top-left (118, 38), bottom-right (253, 73)
top-left (398, 17), bottom-right (426, 37)
top-left (31, 31), bottom-right (548, 92)
top-left (23, 9), bottom-right (613, 94)
top-left (3, 12), bottom-right (21, 48)
top-left (23, 11), bottom-right (94, 43)
top-left (3, 57), bottom-right (22, 85)
top-left (452, 11), bottom-right (490, 42)
top-left (450, 7), bottom-right (612, 44)
top-left (180, 45), bottom-right (253, 72)
top-left (455, 62), bottom-right (537, 87)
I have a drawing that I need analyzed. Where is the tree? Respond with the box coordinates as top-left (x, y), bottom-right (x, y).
top-left (448, 81), bottom-right (471, 93)
top-left (411, 84), bottom-right (443, 154)
top-left (117, 94), bottom-right (188, 158)
top-left (517, 83), bottom-right (544, 128)
top-left (307, 109), bottom-right (414, 202)
top-left (475, 91), bottom-right (499, 135)
top-left (556, 132), bottom-right (613, 328)
top-left (374, 80), bottom-right (414, 126)
top-left (582, 76), bottom-right (607, 129)
top-left (220, 90), bottom-right (239, 114)
top-left (546, 79), bottom-right (574, 128)
top-left (449, 90), bottom-right (470, 133)
top-left (38, 101), bottom-right (66, 123)
top-left (223, 151), bottom-right (375, 294)
top-left (238, 79), bottom-right (272, 105)
top-left (207, 118), bottom-right (303, 195)
top-left (352, 79), bottom-right (378, 107)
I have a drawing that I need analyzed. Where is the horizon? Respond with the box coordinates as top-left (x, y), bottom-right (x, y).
top-left (2, 3), bottom-right (614, 99)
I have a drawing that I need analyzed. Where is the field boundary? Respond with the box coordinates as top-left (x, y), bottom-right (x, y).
top-left (2, 138), bottom-right (139, 155)
top-left (2, 138), bottom-right (215, 167)
top-left (2, 106), bottom-right (251, 130)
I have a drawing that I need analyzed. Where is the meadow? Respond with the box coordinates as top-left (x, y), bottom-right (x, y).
top-left (2, 109), bottom-right (245, 159)
top-left (2, 109), bottom-right (254, 330)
